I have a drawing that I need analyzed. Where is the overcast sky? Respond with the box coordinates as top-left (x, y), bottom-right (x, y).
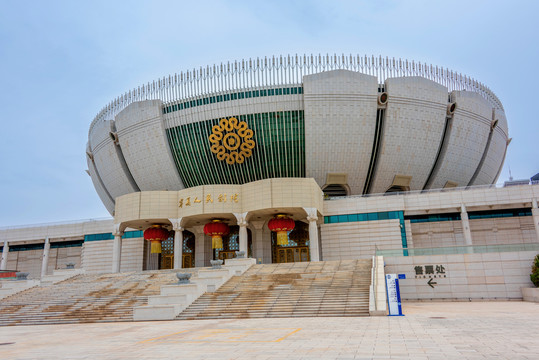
top-left (0, 0), bottom-right (537, 227)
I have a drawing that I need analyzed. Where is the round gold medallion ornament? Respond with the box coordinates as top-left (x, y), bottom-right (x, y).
top-left (209, 117), bottom-right (255, 165)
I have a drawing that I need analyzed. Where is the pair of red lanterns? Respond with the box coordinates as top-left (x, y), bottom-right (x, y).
top-left (202, 215), bottom-right (295, 249)
top-left (143, 215), bottom-right (296, 253)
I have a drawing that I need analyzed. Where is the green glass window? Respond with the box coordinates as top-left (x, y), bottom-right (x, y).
top-left (166, 111), bottom-right (305, 187)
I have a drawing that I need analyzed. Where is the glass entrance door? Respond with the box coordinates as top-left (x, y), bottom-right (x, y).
top-left (271, 221), bottom-right (310, 263)
top-left (156, 230), bottom-right (195, 270)
top-left (276, 246), bottom-right (310, 263)
top-left (213, 225), bottom-right (252, 261)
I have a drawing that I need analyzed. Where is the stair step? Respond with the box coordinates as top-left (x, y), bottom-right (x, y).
top-left (0, 269), bottom-right (191, 326)
top-left (177, 259), bottom-right (373, 320)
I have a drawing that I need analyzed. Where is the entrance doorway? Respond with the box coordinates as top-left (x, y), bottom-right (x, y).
top-left (144, 230), bottom-right (195, 270)
top-left (275, 247), bottom-right (310, 263)
top-left (271, 221), bottom-right (310, 263)
top-left (160, 230), bottom-right (195, 269)
top-left (212, 225), bottom-right (252, 261)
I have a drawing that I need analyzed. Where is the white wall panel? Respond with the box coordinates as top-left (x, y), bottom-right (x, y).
top-left (86, 146), bottom-right (115, 214)
top-left (89, 119), bottom-right (138, 201)
top-left (472, 125), bottom-right (508, 185)
top-left (370, 77), bottom-right (448, 194)
top-left (429, 91), bottom-right (492, 189)
top-left (163, 93), bottom-right (303, 129)
top-left (303, 70), bottom-right (378, 194)
top-left (115, 100), bottom-right (184, 191)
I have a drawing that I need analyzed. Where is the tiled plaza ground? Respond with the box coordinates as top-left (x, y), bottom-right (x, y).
top-left (1, 301), bottom-right (538, 359)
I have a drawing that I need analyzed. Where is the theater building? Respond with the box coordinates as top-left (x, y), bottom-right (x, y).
top-left (1, 54), bottom-right (538, 301)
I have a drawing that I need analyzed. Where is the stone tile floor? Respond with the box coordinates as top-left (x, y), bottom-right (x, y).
top-left (1, 301), bottom-right (539, 359)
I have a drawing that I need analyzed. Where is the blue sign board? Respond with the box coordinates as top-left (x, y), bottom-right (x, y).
top-left (385, 273), bottom-right (404, 316)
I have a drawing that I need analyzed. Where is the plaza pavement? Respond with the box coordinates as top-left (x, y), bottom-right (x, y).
top-left (1, 301), bottom-right (538, 359)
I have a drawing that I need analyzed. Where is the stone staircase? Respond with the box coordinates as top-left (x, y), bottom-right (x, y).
top-left (0, 269), bottom-right (185, 326)
top-left (177, 259), bottom-right (372, 320)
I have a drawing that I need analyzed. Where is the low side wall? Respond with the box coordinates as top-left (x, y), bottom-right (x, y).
top-left (384, 251), bottom-right (536, 300)
top-left (6, 249), bottom-right (42, 278)
top-left (4, 247), bottom-right (82, 279)
top-left (321, 219), bottom-right (402, 260)
top-left (81, 238), bottom-right (144, 273)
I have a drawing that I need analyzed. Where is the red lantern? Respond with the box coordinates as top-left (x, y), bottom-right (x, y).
top-left (204, 220), bottom-right (230, 249)
top-left (144, 225), bottom-right (170, 254)
top-left (268, 215), bottom-right (295, 246)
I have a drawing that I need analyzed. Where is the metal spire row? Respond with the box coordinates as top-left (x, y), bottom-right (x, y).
top-left (89, 54), bottom-right (503, 135)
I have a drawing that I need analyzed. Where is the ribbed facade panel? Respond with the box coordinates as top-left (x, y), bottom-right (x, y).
top-left (303, 70), bottom-right (378, 194)
top-left (471, 110), bottom-right (508, 185)
top-left (163, 87), bottom-right (304, 129)
top-left (88, 119), bottom-right (138, 201)
top-left (370, 77), bottom-right (449, 194)
top-left (429, 91), bottom-right (492, 189)
top-left (86, 154), bottom-right (115, 214)
top-left (114, 100), bottom-right (184, 191)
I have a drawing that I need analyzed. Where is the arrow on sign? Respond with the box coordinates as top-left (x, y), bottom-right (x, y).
top-left (428, 278), bottom-right (437, 288)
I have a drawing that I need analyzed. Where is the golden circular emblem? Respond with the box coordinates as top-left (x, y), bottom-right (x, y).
top-left (209, 117), bottom-right (255, 165)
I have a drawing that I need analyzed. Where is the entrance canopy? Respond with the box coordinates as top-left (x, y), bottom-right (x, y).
top-left (114, 178), bottom-right (323, 232)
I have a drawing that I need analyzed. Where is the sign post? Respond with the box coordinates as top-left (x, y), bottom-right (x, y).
top-left (385, 273), bottom-right (404, 316)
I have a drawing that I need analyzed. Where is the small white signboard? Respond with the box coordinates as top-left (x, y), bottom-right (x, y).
top-left (385, 273), bottom-right (403, 316)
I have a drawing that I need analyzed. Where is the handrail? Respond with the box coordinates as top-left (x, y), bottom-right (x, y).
top-left (371, 255), bottom-right (378, 312)
top-left (89, 54), bottom-right (504, 137)
top-left (324, 182), bottom-right (539, 201)
top-left (0, 217), bottom-right (113, 231)
top-left (375, 243), bottom-right (539, 257)
top-left (325, 181), bottom-right (539, 200)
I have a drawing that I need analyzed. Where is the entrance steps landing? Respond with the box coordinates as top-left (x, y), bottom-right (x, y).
top-left (133, 258), bottom-right (256, 321)
top-left (177, 259), bottom-right (373, 320)
top-left (0, 269), bottom-right (183, 326)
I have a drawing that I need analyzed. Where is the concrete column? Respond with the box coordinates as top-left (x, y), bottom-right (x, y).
top-left (304, 207), bottom-right (320, 262)
top-left (173, 229), bottom-right (184, 269)
top-left (262, 227), bottom-right (273, 264)
top-left (250, 221), bottom-right (265, 262)
top-left (41, 237), bottom-right (51, 278)
top-left (532, 199), bottom-right (539, 242)
top-left (460, 204), bottom-right (473, 247)
top-left (0, 240), bottom-right (8, 270)
top-left (193, 225), bottom-right (205, 268)
top-left (111, 225), bottom-right (123, 273)
top-left (169, 218), bottom-right (184, 269)
top-left (234, 212), bottom-right (249, 257)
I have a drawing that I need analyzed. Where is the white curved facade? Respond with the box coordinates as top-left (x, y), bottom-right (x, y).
top-left (114, 100), bottom-right (184, 191)
top-left (304, 70), bottom-right (379, 195)
top-left (428, 91), bottom-right (492, 189)
top-left (369, 76), bottom-right (448, 194)
top-left (86, 54), bottom-right (509, 213)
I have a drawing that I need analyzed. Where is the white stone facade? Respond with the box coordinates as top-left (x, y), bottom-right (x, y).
top-left (428, 90), bottom-right (492, 189)
top-left (114, 100), bottom-right (184, 191)
top-left (304, 70), bottom-right (378, 194)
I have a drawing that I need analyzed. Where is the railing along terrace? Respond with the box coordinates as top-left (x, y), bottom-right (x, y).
top-left (0, 217), bottom-right (113, 231)
top-left (325, 181), bottom-right (538, 201)
top-left (375, 243), bottom-right (539, 257)
top-left (89, 54), bottom-right (504, 136)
